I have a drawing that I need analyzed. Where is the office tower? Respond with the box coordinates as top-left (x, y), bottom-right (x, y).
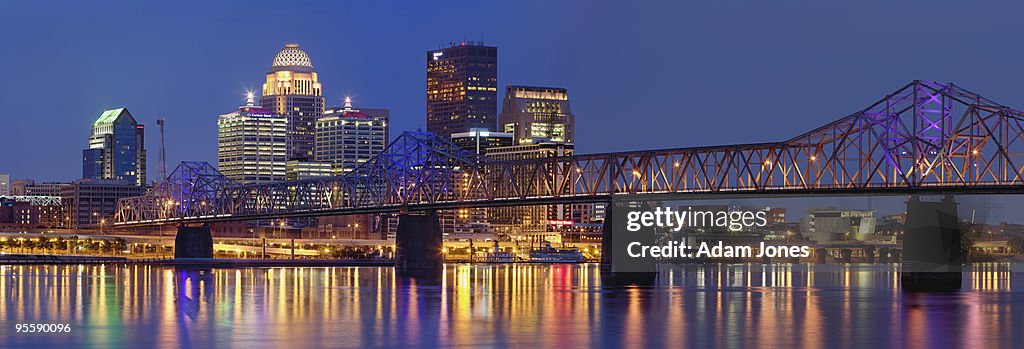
top-left (316, 97), bottom-right (390, 174)
top-left (450, 128), bottom-right (513, 154)
top-left (499, 85), bottom-right (574, 145)
top-left (82, 108), bottom-right (147, 186)
top-left (426, 42), bottom-right (497, 138)
top-left (486, 141), bottom-right (574, 239)
top-left (262, 43), bottom-right (325, 161)
top-left (218, 93), bottom-right (288, 184)
top-left (0, 174), bottom-right (8, 196)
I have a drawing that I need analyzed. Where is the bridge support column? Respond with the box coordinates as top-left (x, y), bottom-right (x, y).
top-left (878, 248), bottom-right (889, 263)
top-left (395, 211), bottom-right (443, 273)
top-left (839, 249), bottom-right (852, 264)
top-left (174, 224), bottom-right (214, 259)
top-left (600, 202), bottom-right (657, 285)
top-left (902, 195), bottom-right (962, 291)
top-left (864, 246), bottom-right (876, 264)
top-left (815, 248), bottom-right (827, 264)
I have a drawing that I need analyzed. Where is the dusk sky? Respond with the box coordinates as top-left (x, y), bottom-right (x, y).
top-left (4, 0), bottom-right (1024, 184)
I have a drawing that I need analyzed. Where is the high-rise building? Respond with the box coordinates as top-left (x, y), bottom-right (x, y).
top-left (218, 94), bottom-right (288, 184)
top-left (82, 108), bottom-right (146, 186)
top-left (450, 128), bottom-right (513, 154)
top-left (0, 174), bottom-right (9, 196)
top-left (499, 85), bottom-right (574, 145)
top-left (426, 42), bottom-right (498, 138)
top-left (316, 97), bottom-right (389, 174)
top-left (486, 141), bottom-right (574, 237)
top-left (262, 43), bottom-right (325, 161)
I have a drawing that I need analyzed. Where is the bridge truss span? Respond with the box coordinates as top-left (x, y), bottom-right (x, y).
top-left (114, 81), bottom-right (1024, 226)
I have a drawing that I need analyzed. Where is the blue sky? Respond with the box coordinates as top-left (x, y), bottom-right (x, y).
top-left (3, 0), bottom-right (1024, 186)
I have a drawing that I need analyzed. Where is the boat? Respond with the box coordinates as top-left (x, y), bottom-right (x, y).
top-left (479, 241), bottom-right (516, 263)
top-left (528, 243), bottom-right (585, 263)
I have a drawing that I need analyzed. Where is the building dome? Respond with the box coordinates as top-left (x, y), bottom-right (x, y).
top-left (271, 43), bottom-right (313, 71)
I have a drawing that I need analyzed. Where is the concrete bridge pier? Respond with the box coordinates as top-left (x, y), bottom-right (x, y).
top-left (174, 224), bottom-right (214, 259)
top-left (815, 248), bottom-right (827, 264)
top-left (395, 211), bottom-right (444, 276)
top-left (864, 246), bottom-right (876, 264)
top-left (839, 249), bottom-right (853, 264)
top-left (902, 195), bottom-right (963, 291)
top-left (878, 248), bottom-right (889, 263)
top-left (600, 202), bottom-right (657, 286)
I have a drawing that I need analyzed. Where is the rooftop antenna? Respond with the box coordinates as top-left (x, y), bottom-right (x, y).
top-left (157, 117), bottom-right (167, 181)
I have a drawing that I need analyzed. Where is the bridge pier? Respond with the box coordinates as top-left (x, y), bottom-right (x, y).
top-left (174, 224), bottom-right (214, 259)
top-left (600, 202), bottom-right (657, 285)
top-left (863, 246), bottom-right (876, 263)
top-left (902, 195), bottom-right (962, 291)
top-left (839, 249), bottom-right (852, 264)
top-left (815, 248), bottom-right (827, 264)
top-left (395, 211), bottom-right (444, 274)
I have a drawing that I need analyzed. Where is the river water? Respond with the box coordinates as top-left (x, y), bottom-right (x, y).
top-left (1, 263), bottom-right (1022, 348)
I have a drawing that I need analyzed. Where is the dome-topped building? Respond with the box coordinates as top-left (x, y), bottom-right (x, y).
top-left (261, 43), bottom-right (324, 161)
top-left (271, 43), bottom-right (314, 72)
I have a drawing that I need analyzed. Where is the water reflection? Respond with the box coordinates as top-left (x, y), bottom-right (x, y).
top-left (1, 263), bottom-right (1021, 348)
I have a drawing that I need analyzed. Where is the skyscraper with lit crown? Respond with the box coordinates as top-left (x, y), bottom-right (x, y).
top-left (82, 108), bottom-right (146, 186)
top-left (261, 43), bottom-right (324, 161)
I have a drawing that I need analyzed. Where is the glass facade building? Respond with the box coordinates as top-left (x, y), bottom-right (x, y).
top-left (426, 42), bottom-right (498, 138)
top-left (82, 108), bottom-right (146, 186)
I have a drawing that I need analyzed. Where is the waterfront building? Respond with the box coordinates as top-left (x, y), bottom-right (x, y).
top-left (61, 179), bottom-right (145, 229)
top-left (315, 97), bottom-right (389, 174)
top-left (451, 128), bottom-right (513, 154)
top-left (0, 196), bottom-right (65, 229)
top-left (0, 174), bottom-right (8, 196)
top-left (262, 43), bottom-right (325, 161)
top-left (486, 141), bottom-right (574, 238)
top-left (800, 208), bottom-right (877, 243)
top-left (426, 42), bottom-right (498, 138)
top-left (82, 108), bottom-right (146, 186)
top-left (499, 85), bottom-right (574, 145)
top-left (218, 94), bottom-right (288, 184)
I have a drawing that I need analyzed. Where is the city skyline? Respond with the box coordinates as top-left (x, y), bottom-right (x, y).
top-left (6, 1), bottom-right (1024, 183)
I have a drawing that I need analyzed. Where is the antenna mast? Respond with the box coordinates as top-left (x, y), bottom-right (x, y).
top-left (157, 117), bottom-right (167, 181)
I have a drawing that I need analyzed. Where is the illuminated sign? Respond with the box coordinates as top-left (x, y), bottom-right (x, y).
top-left (432, 51), bottom-right (443, 61)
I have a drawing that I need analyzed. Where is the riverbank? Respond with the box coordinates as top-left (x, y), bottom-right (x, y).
top-left (0, 253), bottom-right (393, 267)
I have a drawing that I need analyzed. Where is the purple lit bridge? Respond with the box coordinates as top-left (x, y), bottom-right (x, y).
top-left (114, 80), bottom-right (1024, 227)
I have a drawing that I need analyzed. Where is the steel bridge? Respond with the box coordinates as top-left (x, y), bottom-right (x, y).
top-left (114, 81), bottom-right (1024, 227)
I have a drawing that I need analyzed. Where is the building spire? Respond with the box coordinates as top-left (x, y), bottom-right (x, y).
top-left (245, 91), bottom-right (255, 107)
top-left (343, 96), bottom-right (353, 110)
